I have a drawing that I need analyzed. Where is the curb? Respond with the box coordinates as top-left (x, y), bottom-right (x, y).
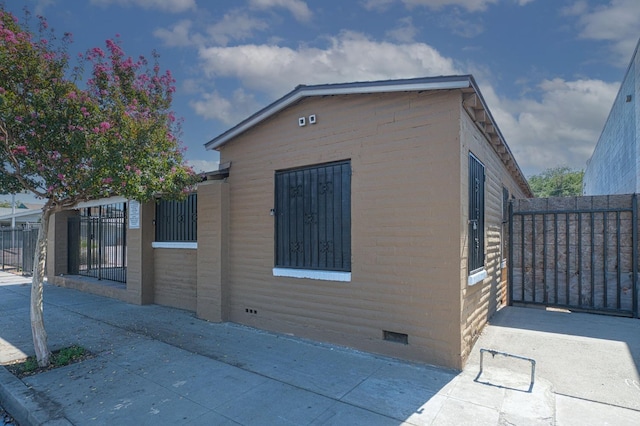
top-left (0, 367), bottom-right (72, 426)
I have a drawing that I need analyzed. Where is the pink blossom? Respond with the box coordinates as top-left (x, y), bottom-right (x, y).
top-left (91, 47), bottom-right (105, 58)
top-left (102, 177), bottom-right (113, 184)
top-left (11, 146), bottom-right (28, 155)
top-left (99, 121), bottom-right (111, 131)
top-left (66, 91), bottom-right (77, 100)
top-left (1, 28), bottom-right (18, 44)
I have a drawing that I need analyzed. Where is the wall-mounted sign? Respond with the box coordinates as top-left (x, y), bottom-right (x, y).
top-left (129, 200), bottom-right (140, 229)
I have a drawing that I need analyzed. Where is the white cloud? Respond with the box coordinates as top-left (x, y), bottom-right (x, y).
top-left (361, 0), bottom-right (396, 11)
top-left (206, 10), bottom-right (269, 46)
top-left (153, 19), bottom-right (195, 47)
top-left (401, 0), bottom-right (499, 12)
top-left (190, 89), bottom-right (261, 125)
top-left (34, 0), bottom-right (55, 15)
top-left (482, 78), bottom-right (619, 175)
top-left (371, 0), bottom-right (534, 12)
top-left (186, 159), bottom-right (219, 173)
top-left (154, 11), bottom-right (268, 48)
top-left (90, 0), bottom-right (196, 13)
top-left (571, 0), bottom-right (640, 64)
top-left (193, 32), bottom-right (458, 127)
top-left (441, 11), bottom-right (484, 37)
top-left (561, 0), bottom-right (588, 16)
top-left (197, 31), bottom-right (459, 98)
top-left (249, 0), bottom-right (312, 22)
top-left (386, 17), bottom-right (419, 42)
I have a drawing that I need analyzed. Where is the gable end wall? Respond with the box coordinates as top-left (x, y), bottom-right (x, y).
top-left (218, 90), bottom-right (464, 368)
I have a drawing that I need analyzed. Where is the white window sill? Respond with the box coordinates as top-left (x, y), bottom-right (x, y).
top-left (152, 242), bottom-right (198, 249)
top-left (468, 268), bottom-right (487, 286)
top-left (273, 268), bottom-right (351, 282)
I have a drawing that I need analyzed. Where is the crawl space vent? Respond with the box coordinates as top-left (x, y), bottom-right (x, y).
top-left (383, 330), bottom-right (408, 345)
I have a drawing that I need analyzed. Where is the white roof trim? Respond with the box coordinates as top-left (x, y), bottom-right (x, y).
top-left (205, 78), bottom-right (471, 151)
top-left (75, 196), bottom-right (128, 209)
top-left (0, 209), bottom-right (42, 220)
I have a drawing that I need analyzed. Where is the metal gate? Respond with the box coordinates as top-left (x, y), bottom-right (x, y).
top-left (508, 194), bottom-right (638, 318)
top-left (68, 202), bottom-right (127, 283)
top-left (0, 226), bottom-right (39, 275)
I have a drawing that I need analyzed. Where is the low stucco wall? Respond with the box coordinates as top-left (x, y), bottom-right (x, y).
top-left (153, 248), bottom-right (197, 311)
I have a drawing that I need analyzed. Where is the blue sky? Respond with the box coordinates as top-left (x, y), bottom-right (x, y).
top-left (3, 0), bottom-right (640, 183)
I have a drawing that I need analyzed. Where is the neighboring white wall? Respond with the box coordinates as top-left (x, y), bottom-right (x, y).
top-left (583, 40), bottom-right (639, 195)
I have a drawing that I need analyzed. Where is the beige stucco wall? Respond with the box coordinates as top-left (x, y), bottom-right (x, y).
top-left (153, 248), bottom-right (197, 311)
top-left (196, 180), bottom-right (229, 322)
top-left (458, 109), bottom-right (529, 365)
top-left (218, 90), bottom-right (465, 368)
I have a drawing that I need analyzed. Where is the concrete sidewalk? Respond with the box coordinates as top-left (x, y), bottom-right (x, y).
top-left (0, 272), bottom-right (638, 425)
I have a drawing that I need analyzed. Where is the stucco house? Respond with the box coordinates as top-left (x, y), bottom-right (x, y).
top-left (583, 38), bottom-right (640, 195)
top-left (46, 75), bottom-right (531, 370)
top-left (201, 75), bottom-right (532, 368)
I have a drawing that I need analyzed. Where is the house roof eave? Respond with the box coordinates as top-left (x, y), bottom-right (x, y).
top-left (204, 75), bottom-right (473, 151)
top-left (204, 74), bottom-right (533, 198)
top-left (464, 77), bottom-right (534, 197)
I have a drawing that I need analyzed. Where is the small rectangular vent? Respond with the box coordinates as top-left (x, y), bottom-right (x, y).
top-left (383, 330), bottom-right (408, 345)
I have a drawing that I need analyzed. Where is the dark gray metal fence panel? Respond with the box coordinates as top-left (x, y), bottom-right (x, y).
top-left (1, 226), bottom-right (39, 275)
top-left (509, 195), bottom-right (638, 318)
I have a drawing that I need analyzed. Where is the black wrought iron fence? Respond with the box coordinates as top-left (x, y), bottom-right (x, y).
top-left (68, 203), bottom-right (127, 283)
top-left (0, 226), bottom-right (39, 275)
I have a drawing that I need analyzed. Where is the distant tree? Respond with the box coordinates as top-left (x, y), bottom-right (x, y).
top-left (0, 200), bottom-right (10, 208)
top-left (0, 9), bottom-right (198, 366)
top-left (528, 167), bottom-right (584, 198)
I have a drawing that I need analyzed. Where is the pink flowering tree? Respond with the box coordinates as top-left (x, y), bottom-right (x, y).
top-left (0, 9), bottom-right (198, 366)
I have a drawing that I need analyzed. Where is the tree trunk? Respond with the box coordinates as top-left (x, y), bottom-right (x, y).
top-left (31, 205), bottom-right (52, 367)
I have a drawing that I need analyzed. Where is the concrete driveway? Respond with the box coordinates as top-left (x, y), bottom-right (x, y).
top-left (468, 305), bottom-right (640, 424)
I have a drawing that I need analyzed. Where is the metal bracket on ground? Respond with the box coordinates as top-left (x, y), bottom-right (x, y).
top-left (478, 348), bottom-right (536, 391)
